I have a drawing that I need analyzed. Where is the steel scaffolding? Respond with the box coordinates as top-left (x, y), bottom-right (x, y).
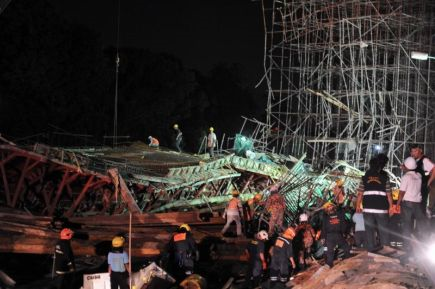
top-left (262, 0), bottom-right (435, 171)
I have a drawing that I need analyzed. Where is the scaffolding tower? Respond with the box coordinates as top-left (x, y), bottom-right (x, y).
top-left (262, 0), bottom-right (435, 171)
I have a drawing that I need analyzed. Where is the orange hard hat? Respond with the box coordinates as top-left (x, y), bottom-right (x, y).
top-left (282, 227), bottom-right (296, 240)
top-left (60, 228), bottom-right (73, 240)
top-left (254, 193), bottom-right (262, 201)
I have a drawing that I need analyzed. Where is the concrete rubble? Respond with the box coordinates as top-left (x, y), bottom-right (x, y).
top-left (291, 251), bottom-right (432, 289)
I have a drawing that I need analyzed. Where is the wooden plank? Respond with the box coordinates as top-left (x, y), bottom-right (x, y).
top-left (64, 175), bottom-right (95, 217)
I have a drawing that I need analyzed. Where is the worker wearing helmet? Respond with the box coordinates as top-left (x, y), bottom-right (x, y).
top-left (207, 127), bottom-right (217, 158)
top-left (244, 193), bottom-right (263, 236)
top-left (167, 224), bottom-right (199, 279)
top-left (173, 124), bottom-right (183, 152)
top-left (294, 213), bottom-right (315, 270)
top-left (265, 185), bottom-right (285, 236)
top-left (108, 235), bottom-right (129, 289)
top-left (321, 202), bottom-right (350, 267)
top-left (54, 228), bottom-right (75, 289)
top-left (245, 230), bottom-right (268, 288)
top-left (269, 227), bottom-right (296, 286)
top-left (148, 136), bottom-right (159, 148)
top-left (221, 190), bottom-right (244, 237)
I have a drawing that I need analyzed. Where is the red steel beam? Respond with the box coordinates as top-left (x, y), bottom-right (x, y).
top-left (0, 164), bottom-right (11, 206)
top-left (64, 175), bottom-right (95, 217)
top-left (47, 170), bottom-right (70, 216)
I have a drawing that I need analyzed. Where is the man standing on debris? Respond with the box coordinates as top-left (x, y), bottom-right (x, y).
top-left (397, 157), bottom-right (427, 248)
top-left (321, 202), bottom-right (350, 267)
top-left (173, 124), bottom-right (183, 152)
top-left (409, 144), bottom-right (435, 217)
top-left (222, 190), bottom-right (244, 237)
top-left (244, 193), bottom-right (263, 236)
top-left (53, 228), bottom-right (75, 289)
top-left (269, 227), bottom-right (296, 287)
top-left (167, 224), bottom-right (199, 279)
top-left (108, 236), bottom-right (130, 289)
top-left (265, 184), bottom-right (285, 236)
top-left (356, 156), bottom-right (393, 252)
top-left (207, 127), bottom-right (217, 157)
top-left (245, 230), bottom-right (268, 289)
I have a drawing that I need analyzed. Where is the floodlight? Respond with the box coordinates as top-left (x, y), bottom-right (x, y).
top-left (411, 51), bottom-right (435, 61)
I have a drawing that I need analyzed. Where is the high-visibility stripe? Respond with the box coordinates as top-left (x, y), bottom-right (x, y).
top-left (363, 190), bottom-right (387, 196)
top-left (363, 208), bottom-right (388, 213)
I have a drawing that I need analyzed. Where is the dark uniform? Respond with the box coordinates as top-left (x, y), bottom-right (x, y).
top-left (359, 167), bottom-right (391, 251)
top-left (270, 236), bottom-right (294, 284)
top-left (246, 239), bottom-right (265, 288)
top-left (168, 230), bottom-right (198, 277)
top-left (54, 239), bottom-right (75, 289)
top-left (322, 209), bottom-right (350, 267)
top-left (416, 156), bottom-right (430, 211)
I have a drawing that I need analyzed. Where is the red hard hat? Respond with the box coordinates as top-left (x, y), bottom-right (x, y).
top-left (60, 228), bottom-right (74, 240)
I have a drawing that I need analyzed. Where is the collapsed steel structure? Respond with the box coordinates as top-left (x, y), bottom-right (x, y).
top-left (262, 0), bottom-right (435, 171)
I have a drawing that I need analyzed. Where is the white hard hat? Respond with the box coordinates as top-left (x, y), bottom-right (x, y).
top-left (256, 230), bottom-right (269, 241)
top-left (299, 213), bottom-right (308, 222)
top-left (403, 156), bottom-right (417, 170)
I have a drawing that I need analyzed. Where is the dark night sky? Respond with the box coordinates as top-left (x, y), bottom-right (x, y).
top-left (48, 0), bottom-right (265, 86)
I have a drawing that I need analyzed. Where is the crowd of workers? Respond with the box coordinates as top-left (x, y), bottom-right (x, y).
top-left (52, 144), bottom-right (435, 289)
top-left (146, 124), bottom-right (218, 156)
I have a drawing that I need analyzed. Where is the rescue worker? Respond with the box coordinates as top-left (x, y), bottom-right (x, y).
top-left (332, 179), bottom-right (345, 207)
top-left (244, 193), bottom-right (263, 236)
top-left (356, 157), bottom-right (393, 252)
top-left (207, 127), bottom-right (217, 158)
top-left (294, 213), bottom-right (315, 270)
top-left (269, 227), bottom-right (296, 287)
top-left (54, 228), bottom-right (75, 289)
top-left (245, 230), bottom-right (268, 289)
top-left (321, 202), bottom-right (350, 268)
top-left (265, 185), bottom-right (285, 236)
top-left (108, 236), bottom-right (129, 289)
top-left (167, 224), bottom-right (199, 278)
top-left (222, 190), bottom-right (244, 237)
top-left (409, 144), bottom-right (435, 216)
top-left (173, 124), bottom-right (183, 152)
top-left (147, 136), bottom-right (159, 148)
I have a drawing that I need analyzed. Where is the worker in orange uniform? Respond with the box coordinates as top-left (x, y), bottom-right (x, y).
top-left (167, 224), bottom-right (199, 279)
top-left (245, 230), bottom-right (268, 289)
top-left (222, 190), bottom-right (244, 237)
top-left (269, 227), bottom-right (296, 287)
top-left (148, 136), bottom-right (159, 148)
top-left (53, 228), bottom-right (75, 289)
top-left (265, 185), bottom-right (286, 236)
top-left (321, 202), bottom-right (350, 268)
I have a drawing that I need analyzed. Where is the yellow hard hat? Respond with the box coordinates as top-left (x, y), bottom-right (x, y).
top-left (323, 201), bottom-right (335, 210)
top-left (179, 224), bottom-right (191, 232)
top-left (173, 124), bottom-right (179, 129)
top-left (335, 179), bottom-right (345, 187)
top-left (282, 227), bottom-right (296, 240)
top-left (112, 236), bottom-right (125, 248)
top-left (232, 190), bottom-right (240, 196)
top-left (209, 127), bottom-right (214, 132)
